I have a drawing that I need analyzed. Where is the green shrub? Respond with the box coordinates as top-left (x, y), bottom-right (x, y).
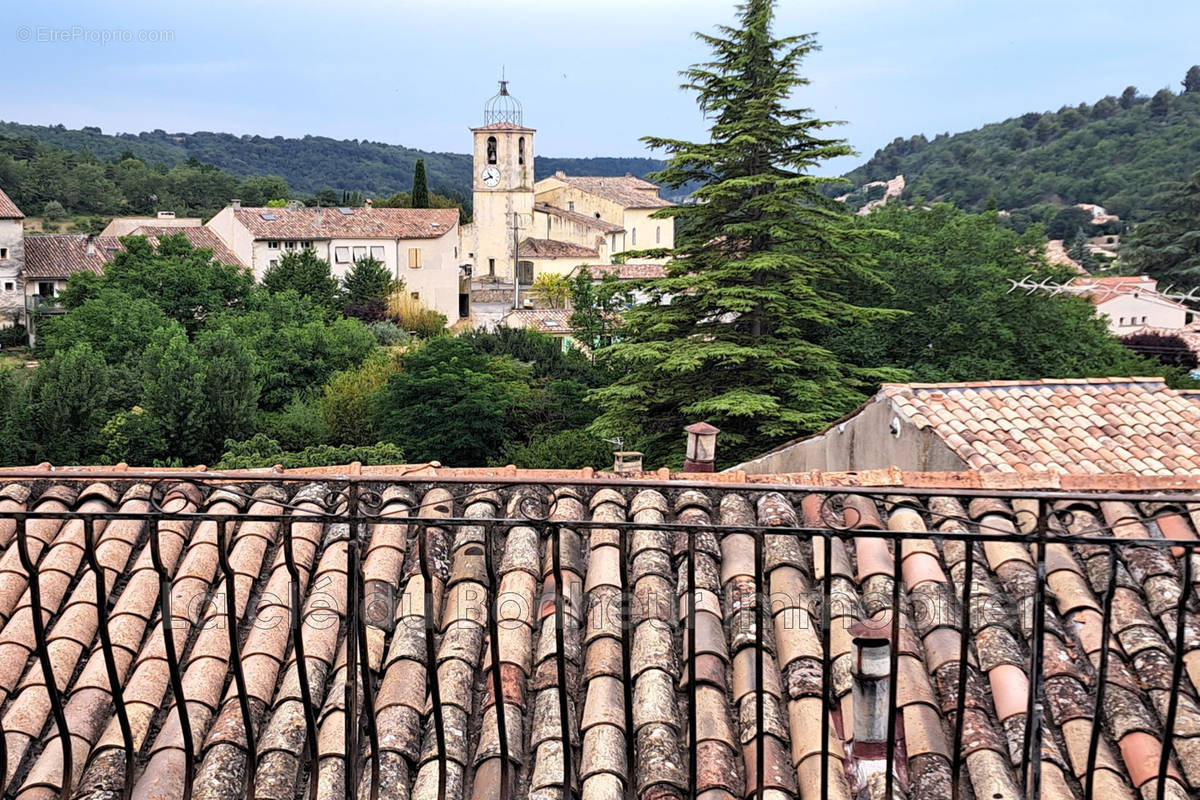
top-left (0, 324), bottom-right (27, 348)
top-left (216, 435), bottom-right (404, 469)
top-left (368, 320), bottom-right (412, 346)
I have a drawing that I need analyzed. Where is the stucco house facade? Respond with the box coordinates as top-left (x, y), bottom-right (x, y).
top-left (1072, 275), bottom-right (1193, 334)
top-left (206, 202), bottom-right (466, 322)
top-left (0, 189), bottom-right (26, 327)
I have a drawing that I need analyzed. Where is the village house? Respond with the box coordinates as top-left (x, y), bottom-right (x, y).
top-left (733, 376), bottom-right (1200, 476)
top-left (1072, 275), bottom-right (1193, 334)
top-left (0, 190), bottom-right (25, 327)
top-left (457, 81), bottom-right (674, 289)
top-left (205, 201), bottom-right (466, 321)
top-left (99, 211), bottom-right (203, 237)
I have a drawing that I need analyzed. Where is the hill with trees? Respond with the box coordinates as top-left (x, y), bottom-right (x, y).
top-left (0, 120), bottom-right (668, 205)
top-left (837, 69), bottom-right (1200, 230)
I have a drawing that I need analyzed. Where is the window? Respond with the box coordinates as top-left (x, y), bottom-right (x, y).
top-left (2, 282), bottom-right (12, 292)
top-left (518, 137), bottom-right (526, 166)
top-left (487, 136), bottom-right (497, 165)
top-left (370, 245), bottom-right (385, 261)
top-left (408, 248), bottom-right (423, 269)
top-left (611, 234), bottom-right (619, 251)
top-left (454, 246), bottom-right (458, 258)
top-left (488, 258), bottom-right (496, 275)
top-left (1141, 316), bottom-right (1147, 324)
top-left (269, 259), bottom-right (279, 269)
top-left (38, 282), bottom-right (56, 298)
top-left (568, 201), bottom-right (575, 212)
top-left (299, 240), bottom-right (312, 248)
top-left (0, 248), bottom-right (8, 260)
top-left (656, 226), bottom-right (661, 244)
top-left (352, 246), bottom-right (367, 262)
top-left (631, 228), bottom-right (637, 246)
top-left (410, 292), bottom-right (420, 300)
top-left (517, 261), bottom-right (534, 285)
top-left (334, 247), bottom-right (350, 264)
top-left (284, 241), bottom-right (297, 249)
top-left (267, 240), bottom-right (280, 249)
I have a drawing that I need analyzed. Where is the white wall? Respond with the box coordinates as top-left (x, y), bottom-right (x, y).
top-left (0, 219), bottom-right (24, 325)
top-left (1096, 294), bottom-right (1192, 333)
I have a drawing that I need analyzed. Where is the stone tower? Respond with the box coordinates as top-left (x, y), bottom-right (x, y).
top-left (467, 79), bottom-right (535, 281)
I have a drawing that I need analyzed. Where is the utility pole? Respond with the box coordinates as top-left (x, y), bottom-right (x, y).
top-left (510, 211), bottom-right (527, 310)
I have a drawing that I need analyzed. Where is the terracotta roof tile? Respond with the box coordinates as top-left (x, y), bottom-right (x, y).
top-left (233, 206), bottom-right (458, 241)
top-left (882, 378), bottom-right (1200, 475)
top-left (571, 262), bottom-right (668, 281)
top-left (22, 235), bottom-right (116, 279)
top-left (517, 237), bottom-right (598, 259)
top-left (0, 467), bottom-right (1198, 797)
top-left (551, 174), bottom-right (673, 209)
top-left (534, 203), bottom-right (624, 233)
top-left (0, 188), bottom-right (24, 219)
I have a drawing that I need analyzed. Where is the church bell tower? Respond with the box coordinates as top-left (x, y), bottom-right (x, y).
top-left (468, 79), bottom-right (535, 281)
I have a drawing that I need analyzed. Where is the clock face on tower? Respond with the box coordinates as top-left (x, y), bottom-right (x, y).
top-left (481, 166), bottom-right (501, 187)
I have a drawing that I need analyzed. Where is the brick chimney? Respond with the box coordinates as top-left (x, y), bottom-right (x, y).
top-left (683, 422), bottom-right (720, 472)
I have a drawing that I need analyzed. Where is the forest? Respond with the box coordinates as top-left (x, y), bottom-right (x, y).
top-left (838, 69), bottom-right (1200, 230)
top-left (0, 120), bottom-right (669, 206)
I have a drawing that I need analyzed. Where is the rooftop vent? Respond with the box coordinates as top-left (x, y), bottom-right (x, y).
top-left (613, 451), bottom-right (643, 474)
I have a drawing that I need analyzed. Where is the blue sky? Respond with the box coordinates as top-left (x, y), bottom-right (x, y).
top-left (8, 0), bottom-right (1200, 174)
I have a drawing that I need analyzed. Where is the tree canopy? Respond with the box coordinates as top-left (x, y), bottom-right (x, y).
top-left (822, 204), bottom-right (1153, 382)
top-left (1120, 169), bottom-right (1200, 288)
top-left (589, 0), bottom-right (897, 465)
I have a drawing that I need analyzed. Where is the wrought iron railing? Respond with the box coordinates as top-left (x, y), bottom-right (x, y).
top-left (0, 471), bottom-right (1196, 800)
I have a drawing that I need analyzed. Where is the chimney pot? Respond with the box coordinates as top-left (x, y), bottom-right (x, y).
top-left (230, 199), bottom-right (241, 209)
top-left (365, 198), bottom-right (373, 208)
top-left (683, 422), bottom-right (720, 473)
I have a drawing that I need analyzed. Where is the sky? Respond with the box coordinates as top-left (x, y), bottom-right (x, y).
top-left (8, 0), bottom-right (1200, 175)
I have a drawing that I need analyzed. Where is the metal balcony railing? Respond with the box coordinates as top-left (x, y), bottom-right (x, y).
top-left (0, 471), bottom-right (1195, 800)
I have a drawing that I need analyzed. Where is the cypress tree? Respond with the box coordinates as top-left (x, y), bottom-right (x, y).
top-left (411, 159), bottom-right (430, 208)
top-left (589, 0), bottom-right (897, 465)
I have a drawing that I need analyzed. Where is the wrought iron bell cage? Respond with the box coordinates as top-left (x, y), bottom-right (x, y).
top-left (484, 79), bottom-right (523, 127)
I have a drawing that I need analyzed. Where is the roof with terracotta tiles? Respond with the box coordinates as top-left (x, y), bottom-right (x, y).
top-left (22, 235), bottom-right (120, 279)
top-left (23, 229), bottom-right (246, 279)
top-left (1071, 276), bottom-right (1191, 310)
top-left (0, 188), bottom-right (23, 219)
top-left (882, 377), bottom-right (1200, 476)
top-left (533, 203), bottom-right (625, 234)
top-left (501, 308), bottom-right (577, 333)
top-left (571, 262), bottom-right (668, 281)
top-left (517, 238), bottom-right (599, 259)
top-left (127, 226), bottom-right (248, 269)
top-left (232, 206), bottom-right (459, 240)
top-left (0, 467), bottom-right (1197, 800)
top-left (552, 175), bottom-right (673, 209)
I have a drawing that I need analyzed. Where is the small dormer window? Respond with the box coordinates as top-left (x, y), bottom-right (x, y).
top-left (518, 137), bottom-right (526, 166)
top-left (487, 136), bottom-right (497, 165)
